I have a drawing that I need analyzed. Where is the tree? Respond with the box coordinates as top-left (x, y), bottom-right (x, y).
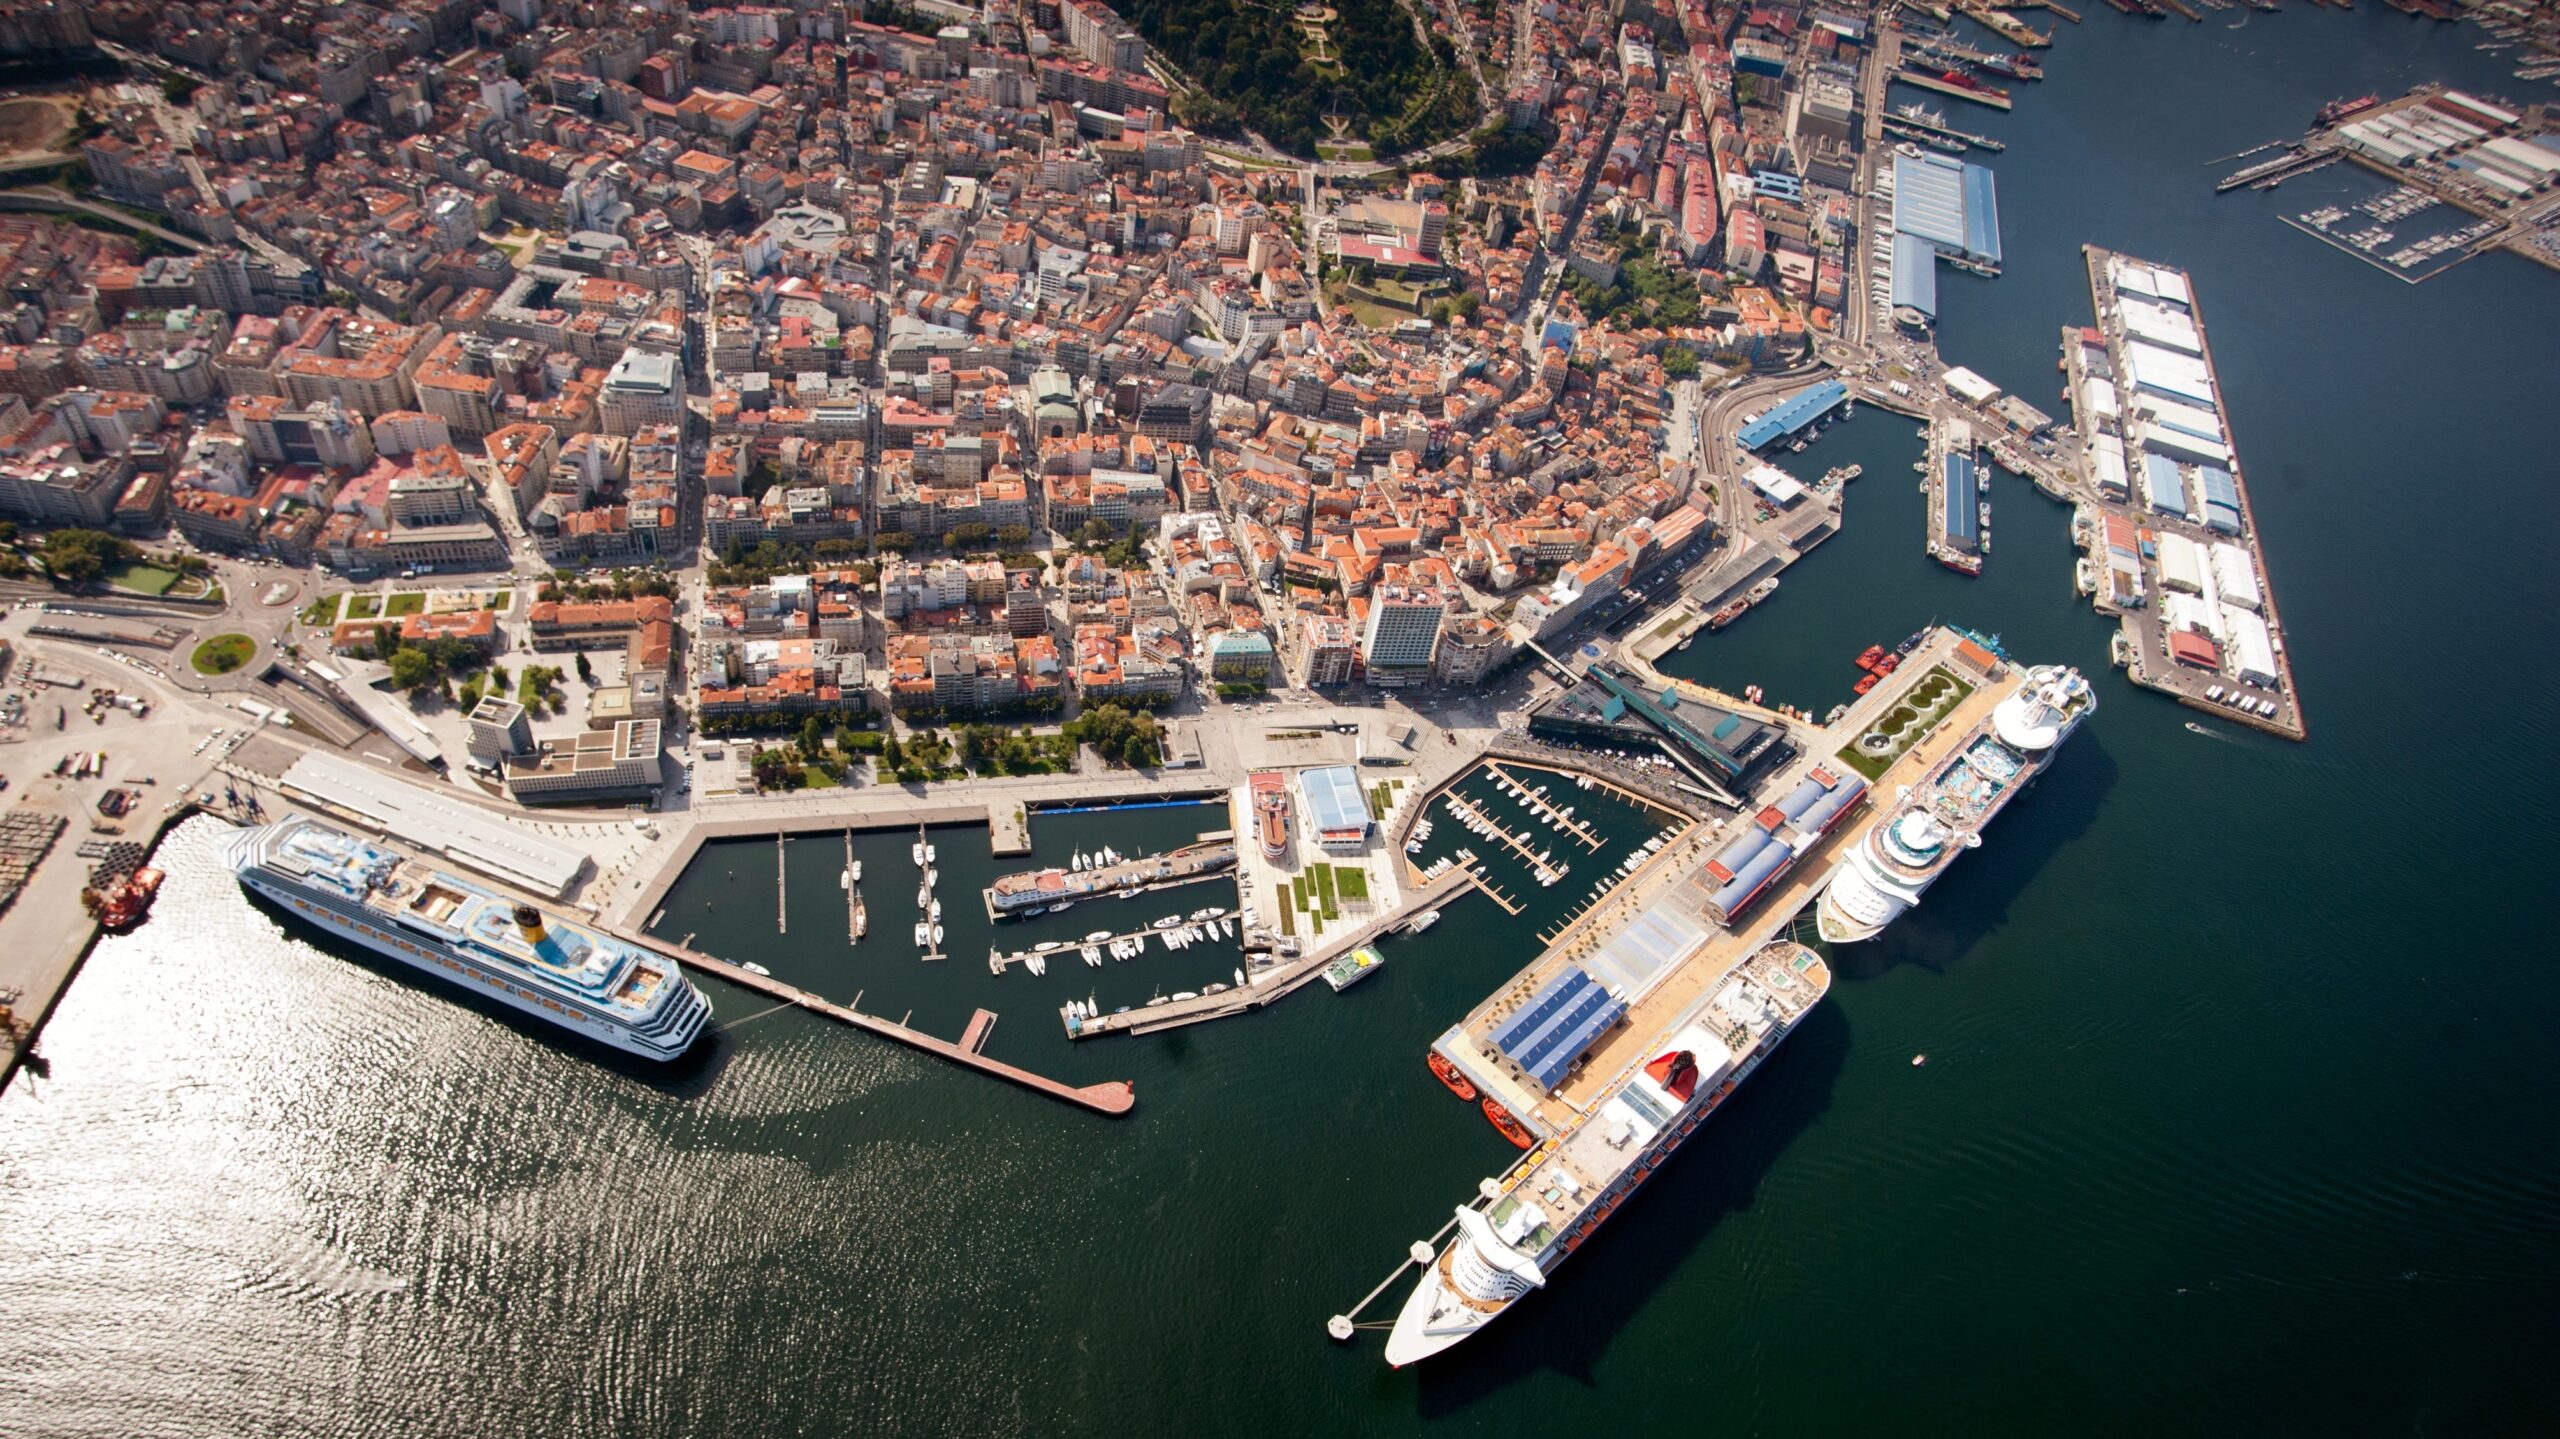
top-left (799, 714), bottom-right (825, 759)
top-left (574, 650), bottom-right (593, 682)
top-left (387, 648), bottom-right (437, 690)
top-left (37, 528), bottom-right (134, 585)
top-left (1662, 344), bottom-right (1701, 380)
top-left (458, 676), bottom-right (485, 711)
top-left (996, 525), bottom-right (1032, 549)
top-left (947, 521), bottom-right (992, 548)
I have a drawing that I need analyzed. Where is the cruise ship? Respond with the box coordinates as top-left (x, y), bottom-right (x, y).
top-left (1816, 664), bottom-right (2092, 943)
top-left (224, 816), bottom-right (712, 1060)
top-left (1383, 941), bottom-right (1830, 1366)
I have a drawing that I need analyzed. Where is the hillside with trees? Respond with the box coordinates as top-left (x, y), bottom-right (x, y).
top-left (1133, 0), bottom-right (1476, 157)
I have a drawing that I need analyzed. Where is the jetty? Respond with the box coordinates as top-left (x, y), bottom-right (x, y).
top-left (1483, 763), bottom-right (1604, 851)
top-left (1896, 68), bottom-right (2014, 110)
top-left (990, 913), bottom-right (1240, 974)
top-left (1439, 793), bottom-right (1572, 887)
top-left (774, 832), bottom-right (786, 934)
top-left (633, 929), bottom-right (1136, 1115)
top-left (1064, 866), bottom-right (1483, 1040)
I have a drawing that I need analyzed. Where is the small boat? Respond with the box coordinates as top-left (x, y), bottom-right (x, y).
top-left (1085, 929), bottom-right (1112, 942)
top-left (1483, 1097), bottom-right (1536, 1149)
top-left (1081, 945), bottom-right (1102, 966)
top-left (1170, 990), bottom-right (1200, 1002)
top-left (1428, 1051), bottom-right (1479, 1101)
top-left (851, 861), bottom-right (861, 882)
top-left (1200, 906), bottom-right (1227, 919)
top-left (1874, 653), bottom-right (1901, 675)
top-left (930, 924), bottom-right (944, 945)
top-left (1912, 1053), bottom-right (1929, 1067)
top-left (1203, 983), bottom-right (1230, 995)
top-left (912, 842), bottom-right (925, 865)
top-left (1152, 916), bottom-right (1183, 929)
top-left (913, 922), bottom-right (930, 945)
top-left (1855, 644), bottom-right (1886, 671)
top-left (1035, 940), bottom-right (1063, 952)
top-left (839, 869), bottom-right (850, 891)
top-left (1234, 968), bottom-right (1246, 987)
top-left (929, 899), bottom-right (942, 920)
top-left (1027, 955), bottom-right (1047, 976)
top-left (741, 961), bottom-right (773, 976)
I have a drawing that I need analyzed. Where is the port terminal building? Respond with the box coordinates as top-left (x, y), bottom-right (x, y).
top-left (1526, 664), bottom-right (1794, 802)
top-left (1891, 150), bottom-right (2003, 271)
top-left (1737, 379), bottom-right (1848, 451)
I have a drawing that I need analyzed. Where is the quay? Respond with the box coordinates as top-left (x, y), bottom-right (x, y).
top-left (1925, 415), bottom-right (1988, 574)
top-left (981, 839), bottom-right (1238, 921)
top-left (1886, 112), bottom-right (2005, 152)
top-left (1954, 1), bottom-right (2053, 45)
top-left (2067, 246), bottom-right (2308, 741)
top-left (634, 927), bottom-right (1136, 1115)
top-left (1895, 68), bottom-right (2015, 111)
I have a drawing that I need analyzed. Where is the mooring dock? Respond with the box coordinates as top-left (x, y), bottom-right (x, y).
top-left (632, 928), bottom-right (1135, 1115)
top-left (982, 840), bottom-right (1238, 921)
top-left (1482, 763), bottom-right (1604, 852)
top-left (1062, 867), bottom-right (1483, 1040)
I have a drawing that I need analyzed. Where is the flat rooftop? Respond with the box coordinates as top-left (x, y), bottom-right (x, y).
top-left (278, 751), bottom-right (590, 898)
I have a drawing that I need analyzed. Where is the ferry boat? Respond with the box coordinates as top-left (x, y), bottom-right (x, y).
top-left (224, 818), bottom-right (710, 1061)
top-left (1816, 665), bottom-right (2093, 944)
top-left (1325, 945), bottom-right (1385, 993)
top-left (1384, 942), bottom-right (1831, 1366)
top-left (1405, 908), bottom-right (1443, 936)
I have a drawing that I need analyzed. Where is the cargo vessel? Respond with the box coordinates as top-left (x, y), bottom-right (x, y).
top-left (224, 816), bottom-right (712, 1060)
top-left (1383, 942), bottom-right (1831, 1366)
top-left (2317, 94), bottom-right (2380, 127)
top-left (1816, 664), bottom-right (2093, 943)
top-left (84, 866), bottom-right (163, 931)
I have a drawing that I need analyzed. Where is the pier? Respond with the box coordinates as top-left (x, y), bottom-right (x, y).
top-left (626, 927), bottom-right (1136, 1115)
top-left (844, 830), bottom-right (863, 945)
top-left (988, 912), bottom-right (1240, 975)
top-left (1438, 792), bottom-right (1572, 886)
top-left (1888, 109), bottom-right (2005, 152)
top-left (1063, 867), bottom-right (1483, 1040)
top-left (982, 839), bottom-right (1237, 921)
top-left (775, 832), bottom-right (786, 934)
top-left (2071, 246), bottom-right (2309, 741)
top-left (1482, 763), bottom-right (1604, 851)
top-left (1895, 68), bottom-right (2014, 111)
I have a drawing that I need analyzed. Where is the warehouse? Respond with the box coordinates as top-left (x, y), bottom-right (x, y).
top-left (1891, 150), bottom-right (2003, 268)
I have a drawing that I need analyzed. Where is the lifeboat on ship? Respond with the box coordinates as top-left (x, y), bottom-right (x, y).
top-left (1482, 1097), bottom-right (1536, 1149)
top-left (1428, 1050), bottom-right (1478, 1102)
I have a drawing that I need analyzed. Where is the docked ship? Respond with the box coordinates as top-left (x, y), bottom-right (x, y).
top-left (1706, 577), bottom-right (1779, 631)
top-left (2317, 93), bottom-right (2380, 127)
top-left (1383, 942), bottom-right (1831, 1366)
top-left (1816, 664), bottom-right (2092, 944)
top-left (1325, 946), bottom-right (1385, 992)
top-left (224, 817), bottom-right (712, 1060)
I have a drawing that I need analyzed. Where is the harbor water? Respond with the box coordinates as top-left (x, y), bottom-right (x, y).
top-left (6, 12), bottom-right (2560, 1436)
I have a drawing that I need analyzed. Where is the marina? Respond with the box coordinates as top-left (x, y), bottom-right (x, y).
top-left (981, 839), bottom-right (1238, 920)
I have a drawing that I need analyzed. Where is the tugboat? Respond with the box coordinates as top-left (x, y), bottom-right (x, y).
top-left (1855, 644), bottom-right (1887, 671)
top-left (1874, 652), bottom-right (1902, 676)
top-left (1482, 1097), bottom-right (1536, 1149)
top-left (1854, 674), bottom-right (1882, 696)
top-left (1428, 1050), bottom-right (1478, 1101)
top-left (85, 866), bottom-right (164, 931)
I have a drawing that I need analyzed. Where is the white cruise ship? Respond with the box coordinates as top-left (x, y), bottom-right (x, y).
top-left (225, 817), bottom-right (712, 1060)
top-left (1383, 943), bottom-right (1830, 1366)
top-left (1816, 664), bottom-right (2093, 944)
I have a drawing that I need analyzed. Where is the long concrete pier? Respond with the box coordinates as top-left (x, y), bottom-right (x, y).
top-left (627, 926), bottom-right (1137, 1115)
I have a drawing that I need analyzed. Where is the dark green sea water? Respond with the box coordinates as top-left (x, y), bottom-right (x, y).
top-left (6, 13), bottom-right (2560, 1436)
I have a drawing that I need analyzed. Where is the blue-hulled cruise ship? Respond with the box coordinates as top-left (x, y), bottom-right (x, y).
top-left (224, 816), bottom-right (711, 1060)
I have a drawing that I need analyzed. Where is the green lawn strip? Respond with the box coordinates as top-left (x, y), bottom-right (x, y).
top-left (384, 592), bottom-right (426, 617)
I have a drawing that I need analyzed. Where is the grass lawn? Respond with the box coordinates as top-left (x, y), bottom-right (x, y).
top-left (190, 633), bottom-right (255, 675)
top-left (793, 768), bottom-right (839, 790)
top-left (488, 590), bottom-right (513, 609)
top-left (102, 561), bottom-right (182, 595)
top-left (384, 591), bottom-right (426, 617)
top-left (346, 594), bottom-right (382, 620)
top-left (1337, 868), bottom-right (1369, 902)
top-left (1312, 864), bottom-right (1340, 920)
top-left (300, 596), bottom-right (341, 625)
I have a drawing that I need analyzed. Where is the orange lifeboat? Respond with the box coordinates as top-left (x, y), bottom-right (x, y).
top-left (1482, 1097), bottom-right (1535, 1149)
top-left (1855, 645), bottom-right (1886, 671)
top-left (1428, 1050), bottom-right (1478, 1102)
top-left (1854, 674), bottom-right (1881, 696)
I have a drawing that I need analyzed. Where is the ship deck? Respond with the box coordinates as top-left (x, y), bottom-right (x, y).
top-left (1446, 638), bottom-right (2016, 1134)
